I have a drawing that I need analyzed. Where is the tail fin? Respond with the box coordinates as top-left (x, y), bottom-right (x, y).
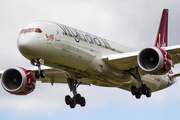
top-left (153, 9), bottom-right (169, 47)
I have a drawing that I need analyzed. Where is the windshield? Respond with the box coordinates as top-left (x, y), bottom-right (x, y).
top-left (20, 28), bottom-right (42, 34)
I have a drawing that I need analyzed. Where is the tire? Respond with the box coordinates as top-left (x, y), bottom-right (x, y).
top-left (75, 94), bottom-right (81, 104)
top-left (70, 101), bottom-right (76, 108)
top-left (80, 97), bottom-right (86, 107)
top-left (135, 92), bottom-right (141, 99)
top-left (131, 86), bottom-right (137, 95)
top-left (35, 71), bottom-right (39, 79)
top-left (146, 88), bottom-right (151, 98)
top-left (142, 84), bottom-right (147, 95)
top-left (65, 95), bottom-right (71, 105)
top-left (40, 70), bottom-right (45, 78)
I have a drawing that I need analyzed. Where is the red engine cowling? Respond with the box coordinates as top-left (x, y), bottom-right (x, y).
top-left (137, 46), bottom-right (172, 75)
top-left (1, 67), bottom-right (36, 95)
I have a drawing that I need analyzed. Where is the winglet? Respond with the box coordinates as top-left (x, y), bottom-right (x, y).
top-left (153, 9), bottom-right (169, 47)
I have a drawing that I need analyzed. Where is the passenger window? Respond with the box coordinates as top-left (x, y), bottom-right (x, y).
top-left (35, 28), bottom-right (42, 33)
top-left (26, 28), bottom-right (34, 33)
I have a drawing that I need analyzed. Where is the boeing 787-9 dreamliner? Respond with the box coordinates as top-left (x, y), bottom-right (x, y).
top-left (1, 9), bottom-right (180, 108)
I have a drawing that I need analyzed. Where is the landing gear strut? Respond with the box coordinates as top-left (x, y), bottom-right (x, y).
top-left (65, 78), bottom-right (86, 108)
top-left (128, 67), bottom-right (151, 99)
top-left (31, 59), bottom-right (45, 79)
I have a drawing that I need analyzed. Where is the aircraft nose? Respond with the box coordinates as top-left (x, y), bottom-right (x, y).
top-left (17, 35), bottom-right (33, 55)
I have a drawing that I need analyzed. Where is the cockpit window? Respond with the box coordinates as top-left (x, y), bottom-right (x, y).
top-left (20, 29), bottom-right (26, 34)
top-left (35, 28), bottom-right (42, 33)
top-left (19, 28), bottom-right (43, 34)
top-left (26, 28), bottom-right (34, 33)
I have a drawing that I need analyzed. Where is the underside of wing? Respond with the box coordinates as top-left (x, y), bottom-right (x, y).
top-left (30, 67), bottom-right (67, 84)
top-left (29, 66), bottom-right (89, 85)
top-left (103, 51), bottom-right (139, 71)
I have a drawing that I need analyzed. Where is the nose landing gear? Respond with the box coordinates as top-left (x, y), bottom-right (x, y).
top-left (35, 69), bottom-right (45, 79)
top-left (31, 59), bottom-right (45, 79)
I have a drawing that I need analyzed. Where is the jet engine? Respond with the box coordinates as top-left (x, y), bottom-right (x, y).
top-left (137, 46), bottom-right (172, 75)
top-left (1, 67), bottom-right (36, 95)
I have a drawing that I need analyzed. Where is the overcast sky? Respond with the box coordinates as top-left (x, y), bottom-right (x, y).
top-left (1, 0), bottom-right (180, 120)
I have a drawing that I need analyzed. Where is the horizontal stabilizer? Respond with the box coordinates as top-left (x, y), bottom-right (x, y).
top-left (169, 73), bottom-right (180, 78)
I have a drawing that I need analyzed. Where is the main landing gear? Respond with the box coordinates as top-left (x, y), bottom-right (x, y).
top-left (65, 78), bottom-right (86, 108)
top-left (128, 67), bottom-right (152, 99)
top-left (131, 84), bottom-right (151, 99)
top-left (31, 59), bottom-right (45, 79)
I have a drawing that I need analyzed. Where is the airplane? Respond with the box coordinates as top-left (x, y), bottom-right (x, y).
top-left (1, 9), bottom-right (180, 109)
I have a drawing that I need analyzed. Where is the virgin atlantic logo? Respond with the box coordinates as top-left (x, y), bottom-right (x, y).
top-left (46, 34), bottom-right (54, 41)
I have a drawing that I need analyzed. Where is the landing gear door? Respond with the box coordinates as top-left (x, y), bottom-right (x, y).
top-left (51, 26), bottom-right (60, 42)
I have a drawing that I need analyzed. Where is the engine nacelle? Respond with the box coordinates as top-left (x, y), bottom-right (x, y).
top-left (137, 46), bottom-right (172, 75)
top-left (1, 67), bottom-right (36, 95)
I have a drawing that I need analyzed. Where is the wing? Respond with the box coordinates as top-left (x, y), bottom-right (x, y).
top-left (103, 45), bottom-right (180, 72)
top-left (0, 66), bottom-right (89, 85)
top-left (0, 70), bottom-right (4, 78)
top-left (103, 51), bottom-right (139, 71)
top-left (164, 45), bottom-right (180, 65)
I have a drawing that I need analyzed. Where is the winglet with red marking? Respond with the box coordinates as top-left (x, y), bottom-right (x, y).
top-left (153, 9), bottom-right (169, 47)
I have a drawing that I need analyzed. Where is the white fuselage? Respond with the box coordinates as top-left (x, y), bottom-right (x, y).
top-left (17, 21), bottom-right (175, 92)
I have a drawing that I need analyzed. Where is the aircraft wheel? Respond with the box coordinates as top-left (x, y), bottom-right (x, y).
top-left (142, 84), bottom-right (147, 95)
top-left (35, 71), bottom-right (39, 79)
top-left (75, 94), bottom-right (81, 104)
top-left (80, 97), bottom-right (86, 107)
top-left (69, 101), bottom-right (76, 108)
top-left (135, 92), bottom-right (141, 99)
top-left (131, 86), bottom-right (138, 95)
top-left (65, 95), bottom-right (71, 105)
top-left (146, 87), bottom-right (151, 98)
top-left (40, 70), bottom-right (45, 78)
